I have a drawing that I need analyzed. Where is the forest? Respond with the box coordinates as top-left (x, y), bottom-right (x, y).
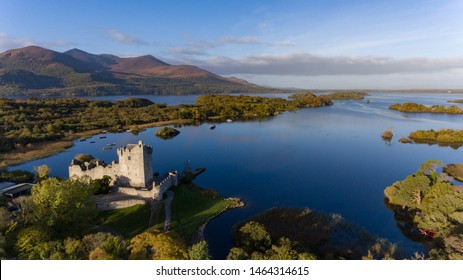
top-left (0, 93), bottom-right (332, 154)
top-left (227, 207), bottom-right (398, 260)
top-left (408, 129), bottom-right (463, 145)
top-left (389, 102), bottom-right (463, 114)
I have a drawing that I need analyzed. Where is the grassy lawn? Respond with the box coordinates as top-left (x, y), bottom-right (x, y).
top-left (98, 184), bottom-right (240, 243)
top-left (99, 204), bottom-right (152, 240)
top-left (154, 184), bottom-right (239, 243)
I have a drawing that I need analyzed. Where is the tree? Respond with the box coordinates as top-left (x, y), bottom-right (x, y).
top-left (16, 226), bottom-right (50, 259)
top-left (188, 240), bottom-right (210, 260)
top-left (266, 237), bottom-right (299, 260)
top-left (75, 154), bottom-right (94, 162)
top-left (91, 175), bottom-right (112, 195)
top-left (63, 237), bottom-right (87, 260)
top-left (34, 164), bottom-right (51, 180)
top-left (0, 207), bottom-right (11, 231)
top-left (419, 160), bottom-right (444, 184)
top-left (226, 247), bottom-right (249, 260)
top-left (128, 230), bottom-right (188, 260)
top-left (236, 221), bottom-right (271, 253)
top-left (29, 177), bottom-right (96, 237)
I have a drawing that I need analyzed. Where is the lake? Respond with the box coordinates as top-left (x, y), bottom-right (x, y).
top-left (11, 92), bottom-right (463, 259)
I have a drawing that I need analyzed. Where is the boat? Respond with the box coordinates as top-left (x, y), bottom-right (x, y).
top-left (107, 143), bottom-right (116, 146)
top-left (210, 124), bottom-right (216, 129)
top-left (419, 229), bottom-right (436, 238)
top-left (226, 119), bottom-right (233, 123)
top-left (89, 141), bottom-right (95, 144)
top-left (79, 138), bottom-right (87, 142)
top-left (99, 136), bottom-right (107, 139)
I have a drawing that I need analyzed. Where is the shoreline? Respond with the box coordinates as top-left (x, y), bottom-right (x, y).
top-left (0, 119), bottom-right (193, 167)
top-left (192, 198), bottom-right (245, 244)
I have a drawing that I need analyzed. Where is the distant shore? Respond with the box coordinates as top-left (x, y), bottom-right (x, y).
top-left (0, 119), bottom-right (193, 167)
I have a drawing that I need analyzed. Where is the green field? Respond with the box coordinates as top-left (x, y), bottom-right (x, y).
top-left (154, 184), bottom-right (240, 243)
top-left (99, 204), bottom-right (152, 240)
top-left (99, 184), bottom-right (241, 243)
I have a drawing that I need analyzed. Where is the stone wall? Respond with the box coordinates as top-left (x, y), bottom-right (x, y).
top-left (95, 195), bottom-right (148, 210)
top-left (152, 171), bottom-right (178, 200)
top-left (117, 186), bottom-right (153, 199)
top-left (69, 160), bottom-right (120, 182)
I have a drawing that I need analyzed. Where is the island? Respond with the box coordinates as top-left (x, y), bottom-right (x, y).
top-left (384, 160), bottom-right (463, 259)
top-left (400, 128), bottom-right (463, 148)
top-left (389, 102), bottom-right (463, 114)
top-left (155, 127), bottom-right (180, 140)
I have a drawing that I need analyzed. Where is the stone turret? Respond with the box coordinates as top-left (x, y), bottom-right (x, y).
top-left (116, 140), bottom-right (153, 188)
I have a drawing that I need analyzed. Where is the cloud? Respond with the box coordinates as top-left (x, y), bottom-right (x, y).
top-left (193, 53), bottom-right (463, 76)
top-left (218, 36), bottom-right (261, 45)
top-left (0, 33), bottom-right (36, 50)
top-left (106, 29), bottom-right (148, 46)
top-left (168, 35), bottom-right (261, 57)
top-left (0, 33), bottom-right (76, 51)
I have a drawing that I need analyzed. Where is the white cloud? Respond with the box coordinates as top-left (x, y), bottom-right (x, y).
top-left (105, 29), bottom-right (148, 46)
top-left (0, 33), bottom-right (36, 50)
top-left (168, 35), bottom-right (261, 57)
top-left (0, 33), bottom-right (76, 52)
top-left (193, 53), bottom-right (463, 76)
top-left (218, 36), bottom-right (261, 45)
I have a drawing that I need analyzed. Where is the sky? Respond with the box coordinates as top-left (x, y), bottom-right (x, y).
top-left (1, 0), bottom-right (463, 89)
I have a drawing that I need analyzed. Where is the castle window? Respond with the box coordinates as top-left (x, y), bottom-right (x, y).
top-left (128, 156), bottom-right (131, 160)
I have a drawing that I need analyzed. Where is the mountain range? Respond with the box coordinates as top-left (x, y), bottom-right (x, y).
top-left (0, 46), bottom-right (279, 97)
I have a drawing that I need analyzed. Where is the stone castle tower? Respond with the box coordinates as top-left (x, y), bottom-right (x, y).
top-left (116, 140), bottom-right (153, 187)
top-left (69, 140), bottom-right (178, 209)
top-left (69, 140), bottom-right (154, 188)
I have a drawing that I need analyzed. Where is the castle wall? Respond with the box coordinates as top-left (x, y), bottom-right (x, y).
top-left (95, 196), bottom-right (148, 210)
top-left (69, 162), bottom-right (120, 182)
top-left (152, 171), bottom-right (178, 200)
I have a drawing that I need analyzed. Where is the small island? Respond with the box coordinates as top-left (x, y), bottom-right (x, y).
top-left (389, 102), bottom-right (463, 114)
top-left (448, 99), bottom-right (463, 104)
top-left (323, 91), bottom-right (369, 100)
top-left (155, 127), bottom-right (180, 140)
top-left (384, 160), bottom-right (463, 259)
top-left (381, 128), bottom-right (394, 141)
top-left (407, 128), bottom-right (463, 148)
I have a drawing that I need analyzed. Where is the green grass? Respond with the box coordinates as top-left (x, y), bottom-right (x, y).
top-left (99, 204), bottom-right (151, 240)
top-left (154, 184), bottom-right (239, 243)
top-left (98, 184), bottom-right (240, 243)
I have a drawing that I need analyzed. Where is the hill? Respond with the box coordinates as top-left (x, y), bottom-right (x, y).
top-left (0, 46), bottom-right (282, 97)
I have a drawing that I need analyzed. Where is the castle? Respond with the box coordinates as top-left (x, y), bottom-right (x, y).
top-left (69, 140), bottom-right (178, 209)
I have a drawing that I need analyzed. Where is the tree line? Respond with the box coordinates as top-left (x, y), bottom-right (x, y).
top-left (0, 93), bottom-right (333, 153)
top-left (389, 102), bottom-right (463, 114)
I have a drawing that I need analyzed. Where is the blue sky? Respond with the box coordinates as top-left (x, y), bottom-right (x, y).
top-left (1, 0), bottom-right (463, 89)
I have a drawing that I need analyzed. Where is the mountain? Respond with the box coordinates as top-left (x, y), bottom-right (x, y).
top-left (0, 46), bottom-right (278, 97)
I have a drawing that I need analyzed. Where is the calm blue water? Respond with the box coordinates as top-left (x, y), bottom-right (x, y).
top-left (11, 92), bottom-right (463, 259)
